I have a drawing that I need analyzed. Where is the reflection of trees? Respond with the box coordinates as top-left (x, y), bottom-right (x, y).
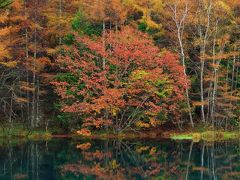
top-left (0, 139), bottom-right (71, 179)
top-left (185, 141), bottom-right (240, 180)
top-left (0, 140), bottom-right (240, 179)
top-left (61, 140), bottom-right (187, 179)
top-left (0, 140), bottom-right (42, 179)
top-left (61, 140), bottom-right (240, 179)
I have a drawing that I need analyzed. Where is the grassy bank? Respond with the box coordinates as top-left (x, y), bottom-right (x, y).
top-left (1, 123), bottom-right (240, 142)
top-left (73, 130), bottom-right (240, 142)
top-left (170, 131), bottom-right (240, 142)
top-left (0, 125), bottom-right (52, 140)
top-left (73, 126), bottom-right (240, 142)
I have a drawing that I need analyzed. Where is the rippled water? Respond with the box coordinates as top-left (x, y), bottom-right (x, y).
top-left (0, 138), bottom-right (240, 179)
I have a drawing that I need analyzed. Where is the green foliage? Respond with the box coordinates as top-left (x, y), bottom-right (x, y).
top-left (72, 11), bottom-right (102, 36)
top-left (0, 0), bottom-right (12, 9)
top-left (138, 21), bottom-right (164, 41)
top-left (138, 21), bottom-right (148, 32)
top-left (55, 73), bottom-right (78, 84)
top-left (63, 34), bottom-right (76, 45)
top-left (171, 134), bottom-right (193, 140)
top-left (130, 71), bottom-right (172, 98)
top-left (53, 101), bottom-right (69, 128)
top-left (229, 118), bottom-right (239, 127)
top-left (171, 131), bottom-right (240, 142)
top-left (56, 114), bottom-right (70, 126)
top-left (154, 79), bottom-right (172, 98)
top-left (131, 70), bottom-right (149, 80)
top-left (156, 112), bottom-right (167, 122)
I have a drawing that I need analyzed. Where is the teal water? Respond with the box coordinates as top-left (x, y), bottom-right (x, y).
top-left (0, 139), bottom-right (240, 179)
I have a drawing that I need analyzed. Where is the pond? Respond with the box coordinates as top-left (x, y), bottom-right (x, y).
top-left (0, 138), bottom-right (240, 179)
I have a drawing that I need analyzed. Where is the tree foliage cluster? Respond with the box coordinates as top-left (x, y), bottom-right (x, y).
top-left (0, 0), bottom-right (239, 133)
top-left (52, 27), bottom-right (188, 132)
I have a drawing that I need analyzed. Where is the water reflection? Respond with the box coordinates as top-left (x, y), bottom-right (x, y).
top-left (0, 139), bottom-right (240, 179)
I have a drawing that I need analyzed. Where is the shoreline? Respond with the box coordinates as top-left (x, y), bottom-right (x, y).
top-left (0, 128), bottom-right (240, 142)
top-left (72, 130), bottom-right (240, 142)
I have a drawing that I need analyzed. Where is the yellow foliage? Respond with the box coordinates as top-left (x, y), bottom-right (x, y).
top-left (143, 18), bottom-right (159, 29)
top-left (145, 111), bottom-right (158, 116)
top-left (149, 118), bottom-right (161, 127)
top-left (223, 95), bottom-right (240, 101)
top-left (0, 61), bottom-right (17, 68)
top-left (209, 63), bottom-right (220, 69)
top-left (192, 133), bottom-right (201, 142)
top-left (204, 76), bottom-right (215, 82)
top-left (206, 52), bottom-right (240, 61)
top-left (110, 159), bottom-right (120, 170)
top-left (131, 70), bottom-right (149, 80)
top-left (111, 107), bottom-right (119, 116)
top-left (149, 147), bottom-right (157, 155)
top-left (192, 101), bottom-right (208, 107)
top-left (192, 166), bottom-right (208, 171)
top-left (215, 0), bottom-right (231, 14)
top-left (123, 0), bottom-right (162, 30)
top-left (0, 45), bottom-right (10, 59)
top-left (20, 83), bottom-right (35, 92)
top-left (136, 146), bottom-right (149, 153)
top-left (76, 142), bottom-right (91, 150)
top-left (46, 48), bottom-right (58, 55)
top-left (135, 121), bottom-right (150, 128)
top-left (14, 97), bottom-right (29, 103)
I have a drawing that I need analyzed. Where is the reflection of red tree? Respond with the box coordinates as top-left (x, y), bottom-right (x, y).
top-left (61, 163), bottom-right (105, 177)
top-left (82, 150), bottom-right (112, 161)
top-left (61, 141), bottom-right (188, 179)
top-left (61, 162), bottom-right (125, 179)
top-left (76, 142), bottom-right (91, 151)
top-left (145, 162), bottom-right (161, 176)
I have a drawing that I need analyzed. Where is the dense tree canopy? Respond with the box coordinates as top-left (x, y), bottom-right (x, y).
top-left (52, 27), bottom-right (188, 131)
top-left (0, 0), bottom-right (239, 133)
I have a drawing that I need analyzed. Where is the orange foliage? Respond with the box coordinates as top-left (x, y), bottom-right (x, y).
top-left (76, 128), bottom-right (91, 136)
top-left (76, 142), bottom-right (91, 151)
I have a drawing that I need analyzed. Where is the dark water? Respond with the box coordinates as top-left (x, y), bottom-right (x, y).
top-left (0, 139), bottom-right (240, 180)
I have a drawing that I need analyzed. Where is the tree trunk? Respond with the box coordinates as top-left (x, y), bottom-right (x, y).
top-left (200, 47), bottom-right (206, 122)
top-left (171, 3), bottom-right (194, 127)
top-left (59, 0), bottom-right (62, 45)
top-left (25, 0), bottom-right (31, 127)
top-left (31, 0), bottom-right (38, 128)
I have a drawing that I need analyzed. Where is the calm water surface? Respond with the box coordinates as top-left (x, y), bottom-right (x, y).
top-left (0, 138), bottom-right (240, 179)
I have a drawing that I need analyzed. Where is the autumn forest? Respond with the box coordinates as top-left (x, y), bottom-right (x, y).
top-left (0, 0), bottom-right (240, 138)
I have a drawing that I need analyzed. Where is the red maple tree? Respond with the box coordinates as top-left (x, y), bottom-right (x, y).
top-left (52, 26), bottom-right (189, 132)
